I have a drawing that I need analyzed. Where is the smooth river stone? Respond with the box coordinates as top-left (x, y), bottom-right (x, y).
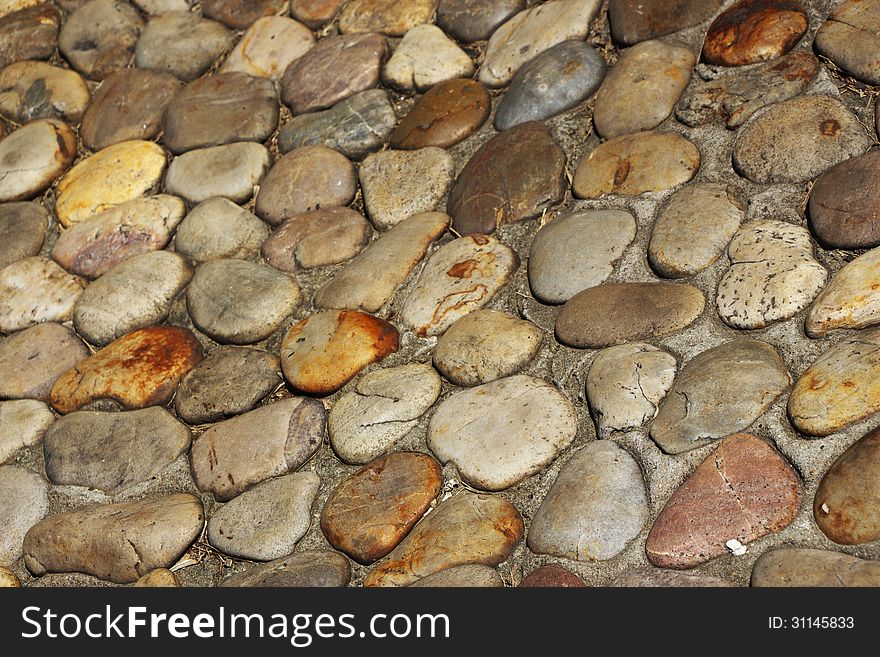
top-left (23, 493), bottom-right (204, 584)
top-left (339, 0), bottom-right (436, 36)
top-left (55, 140), bottom-right (167, 228)
top-left (592, 39), bottom-right (694, 139)
top-left (280, 310), bottom-right (399, 395)
top-left (0, 61), bottom-right (90, 124)
top-left (364, 492), bottom-right (524, 587)
top-left (190, 397), bottom-right (325, 500)
top-left (733, 95), bottom-right (871, 184)
top-left (676, 53), bottom-right (818, 129)
top-left (360, 148), bottom-right (454, 230)
top-left (0, 400), bottom-right (54, 464)
top-left (261, 208), bottom-right (371, 273)
top-left (0, 119), bottom-right (76, 202)
top-left (436, 0), bottom-right (524, 43)
top-left (391, 78), bottom-right (490, 150)
top-left (163, 73), bottom-right (278, 155)
top-left (0, 323), bottom-right (89, 401)
top-left (400, 234), bottom-right (519, 337)
top-left (815, 426), bottom-right (880, 545)
top-left (650, 339), bottom-right (790, 454)
top-left (43, 407), bottom-right (190, 493)
top-left (208, 472), bottom-right (320, 561)
top-left (80, 69), bottom-right (182, 151)
top-left (703, 0), bottom-right (807, 67)
top-left (433, 310), bottom-right (542, 386)
top-left (649, 184), bottom-right (744, 279)
top-left (174, 347), bottom-right (281, 424)
top-left (383, 24), bottom-right (473, 92)
top-left (788, 328), bottom-right (880, 436)
top-left (752, 548), bottom-right (880, 587)
top-left (328, 363), bottom-right (441, 464)
top-left (291, 0), bottom-right (345, 29)
top-left (73, 251), bottom-right (192, 346)
top-left (278, 89), bottom-right (396, 160)
top-left (222, 16), bottom-right (315, 80)
top-left (556, 282), bottom-right (705, 349)
top-left (573, 131), bottom-right (701, 198)
top-left (717, 220), bottom-right (827, 330)
top-left (495, 40), bottom-right (606, 131)
top-left (428, 375), bottom-right (577, 491)
top-left (587, 343), bottom-right (677, 437)
top-left (608, 0), bottom-right (724, 45)
top-left (413, 565), bottom-right (504, 587)
top-left (528, 441), bottom-right (648, 561)
top-left (806, 247), bottom-right (880, 337)
top-left (49, 325), bottom-right (203, 414)
top-left (314, 212), bottom-right (449, 313)
top-left (610, 568), bottom-right (736, 587)
top-left (174, 198), bottom-right (269, 262)
top-left (255, 146), bottom-right (357, 226)
top-left (478, 0), bottom-right (602, 88)
top-left (202, 0), bottom-right (288, 30)
top-left (0, 3), bottom-right (61, 68)
top-left (447, 121), bottom-right (565, 235)
top-left (528, 210), bottom-right (636, 304)
top-left (0, 201), bottom-right (46, 269)
top-left (809, 149), bottom-right (880, 250)
top-left (52, 195), bottom-right (185, 279)
top-left (0, 257), bottom-right (85, 333)
top-left (135, 12), bottom-right (235, 82)
top-left (815, 0), bottom-right (880, 86)
top-left (186, 259), bottom-right (301, 345)
top-left (134, 569), bottom-right (180, 587)
top-left (321, 451), bottom-right (442, 563)
top-left (519, 565), bottom-right (585, 588)
top-left (646, 434), bottom-right (801, 569)
top-left (281, 33), bottom-right (387, 115)
top-left (221, 551), bottom-right (351, 588)
top-left (165, 143), bottom-right (271, 205)
top-left (0, 465), bottom-right (47, 565)
top-left (59, 0), bottom-right (143, 80)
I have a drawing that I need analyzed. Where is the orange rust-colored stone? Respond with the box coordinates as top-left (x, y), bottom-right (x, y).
top-left (49, 326), bottom-right (203, 413)
top-left (280, 309), bottom-right (399, 396)
top-left (703, 0), bottom-right (807, 67)
top-left (321, 452), bottom-right (442, 564)
top-left (646, 434), bottom-right (801, 569)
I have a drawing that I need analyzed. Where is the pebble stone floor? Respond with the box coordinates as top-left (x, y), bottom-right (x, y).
top-left (2, 0), bottom-right (880, 589)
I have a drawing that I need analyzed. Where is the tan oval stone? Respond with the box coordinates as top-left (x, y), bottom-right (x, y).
top-left (815, 426), bottom-right (880, 545)
top-left (49, 325), bottom-right (204, 414)
top-left (0, 323), bottom-right (90, 401)
top-left (573, 131), bottom-right (701, 199)
top-left (646, 434), bottom-right (801, 569)
top-left (55, 140), bottom-right (167, 228)
top-left (52, 195), bottom-right (186, 280)
top-left (222, 16), bottom-right (315, 79)
top-left (593, 39), bottom-right (695, 139)
top-left (0, 61), bottom-right (90, 124)
top-left (364, 492), bottom-right (524, 587)
top-left (788, 328), bottom-right (880, 436)
top-left (23, 493), bottom-right (204, 584)
top-left (321, 451), bottom-right (442, 564)
top-left (400, 234), bottom-right (519, 337)
top-left (133, 568), bottom-right (180, 587)
top-left (752, 548), bottom-right (880, 586)
top-left (806, 247), bottom-right (880, 337)
top-left (0, 119), bottom-right (76, 202)
top-left (220, 551), bottom-right (351, 587)
top-left (0, 256), bottom-right (85, 333)
top-left (280, 310), bottom-right (400, 395)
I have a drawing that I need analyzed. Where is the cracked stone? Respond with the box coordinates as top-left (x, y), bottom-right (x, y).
top-left (650, 339), bottom-right (790, 454)
top-left (646, 434), bottom-right (801, 569)
top-left (329, 363), bottom-right (441, 464)
top-left (428, 374), bottom-right (577, 491)
top-left (528, 441), bottom-right (648, 561)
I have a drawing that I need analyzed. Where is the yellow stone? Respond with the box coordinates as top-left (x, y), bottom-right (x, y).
top-left (0, 565), bottom-right (20, 587)
top-left (133, 568), bottom-right (180, 587)
top-left (55, 140), bottom-right (167, 227)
